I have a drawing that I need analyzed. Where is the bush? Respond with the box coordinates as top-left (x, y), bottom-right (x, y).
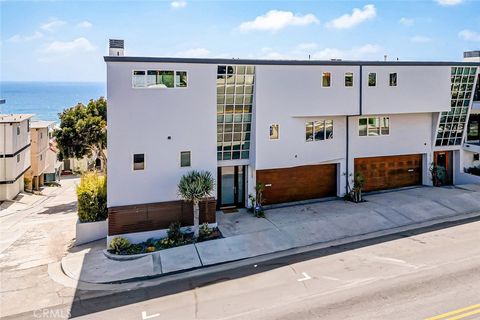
top-left (77, 172), bottom-right (107, 222)
top-left (109, 237), bottom-right (131, 254)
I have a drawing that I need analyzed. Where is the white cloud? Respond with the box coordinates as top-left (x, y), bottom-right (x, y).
top-left (411, 35), bottom-right (432, 43)
top-left (7, 31), bottom-right (43, 43)
top-left (238, 10), bottom-right (319, 33)
top-left (43, 37), bottom-right (95, 54)
top-left (175, 48), bottom-right (210, 57)
top-left (399, 17), bottom-right (414, 26)
top-left (296, 42), bottom-right (318, 50)
top-left (171, 1), bottom-right (187, 9)
top-left (40, 19), bottom-right (66, 32)
top-left (312, 44), bottom-right (382, 60)
top-left (77, 21), bottom-right (92, 28)
top-left (326, 4), bottom-right (376, 29)
top-left (257, 43), bottom-right (382, 60)
top-left (458, 29), bottom-right (480, 42)
top-left (436, 0), bottom-right (463, 6)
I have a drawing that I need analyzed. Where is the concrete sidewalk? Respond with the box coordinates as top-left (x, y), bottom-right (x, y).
top-left (61, 184), bottom-right (480, 284)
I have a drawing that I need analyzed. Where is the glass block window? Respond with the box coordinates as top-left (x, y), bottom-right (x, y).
top-left (435, 67), bottom-right (478, 146)
top-left (217, 65), bottom-right (255, 160)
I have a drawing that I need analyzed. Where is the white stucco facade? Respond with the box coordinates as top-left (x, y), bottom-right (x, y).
top-left (0, 114), bottom-right (32, 201)
top-left (105, 54), bottom-right (480, 212)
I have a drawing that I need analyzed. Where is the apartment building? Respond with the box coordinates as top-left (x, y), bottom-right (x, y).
top-left (25, 120), bottom-right (54, 190)
top-left (105, 40), bottom-right (480, 241)
top-left (0, 114), bottom-right (33, 201)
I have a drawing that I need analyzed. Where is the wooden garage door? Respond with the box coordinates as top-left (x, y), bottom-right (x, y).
top-left (354, 154), bottom-right (422, 192)
top-left (256, 164), bottom-right (337, 205)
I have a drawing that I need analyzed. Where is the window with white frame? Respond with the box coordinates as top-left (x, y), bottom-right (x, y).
top-left (306, 120), bottom-right (334, 142)
top-left (269, 124), bottom-right (279, 140)
top-left (345, 72), bottom-right (354, 87)
top-left (389, 73), bottom-right (397, 86)
top-left (133, 70), bottom-right (188, 88)
top-left (322, 72), bottom-right (331, 87)
top-left (133, 154), bottom-right (145, 170)
top-left (359, 117), bottom-right (390, 136)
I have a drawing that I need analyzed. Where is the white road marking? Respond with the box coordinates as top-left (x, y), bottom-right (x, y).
top-left (142, 311), bottom-right (160, 319)
top-left (321, 275), bottom-right (340, 281)
top-left (297, 272), bottom-right (311, 282)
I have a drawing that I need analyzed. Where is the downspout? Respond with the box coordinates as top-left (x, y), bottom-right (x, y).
top-left (346, 65), bottom-right (363, 195)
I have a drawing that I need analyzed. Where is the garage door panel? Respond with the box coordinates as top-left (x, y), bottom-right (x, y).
top-left (256, 164), bottom-right (337, 205)
top-left (355, 154), bottom-right (422, 192)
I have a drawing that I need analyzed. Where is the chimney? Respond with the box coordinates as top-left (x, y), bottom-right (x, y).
top-left (109, 39), bottom-right (124, 57)
top-left (463, 50), bottom-right (480, 62)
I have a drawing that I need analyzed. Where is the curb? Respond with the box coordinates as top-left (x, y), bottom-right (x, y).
top-left (57, 209), bottom-right (480, 287)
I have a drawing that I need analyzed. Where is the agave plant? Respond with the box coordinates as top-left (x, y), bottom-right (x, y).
top-left (178, 170), bottom-right (214, 238)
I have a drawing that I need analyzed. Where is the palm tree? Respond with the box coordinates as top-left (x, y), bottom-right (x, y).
top-left (178, 170), bottom-right (214, 238)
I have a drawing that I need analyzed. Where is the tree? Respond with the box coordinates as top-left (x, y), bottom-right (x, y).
top-left (178, 170), bottom-right (214, 238)
top-left (54, 97), bottom-right (107, 171)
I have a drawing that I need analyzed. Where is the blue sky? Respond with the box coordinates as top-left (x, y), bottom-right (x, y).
top-left (1, 0), bottom-right (479, 82)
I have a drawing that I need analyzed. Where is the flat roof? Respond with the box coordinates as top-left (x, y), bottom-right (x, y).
top-left (104, 56), bottom-right (480, 67)
top-left (0, 114), bottom-right (34, 123)
top-left (30, 120), bottom-right (55, 129)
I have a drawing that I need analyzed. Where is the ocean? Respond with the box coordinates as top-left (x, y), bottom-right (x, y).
top-left (0, 82), bottom-right (106, 123)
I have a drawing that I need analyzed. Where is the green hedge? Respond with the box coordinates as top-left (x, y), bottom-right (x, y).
top-left (77, 172), bottom-right (107, 222)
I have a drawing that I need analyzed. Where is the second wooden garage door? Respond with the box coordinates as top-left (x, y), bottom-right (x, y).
top-left (354, 154), bottom-right (423, 192)
top-left (256, 164), bottom-right (337, 205)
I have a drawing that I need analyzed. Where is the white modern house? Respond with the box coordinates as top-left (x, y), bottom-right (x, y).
top-left (105, 39), bottom-right (480, 241)
top-left (0, 114), bottom-right (33, 201)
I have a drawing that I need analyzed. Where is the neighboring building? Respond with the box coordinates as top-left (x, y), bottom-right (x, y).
top-left (104, 40), bottom-right (480, 242)
top-left (462, 50), bottom-right (480, 180)
top-left (0, 114), bottom-right (33, 201)
top-left (25, 120), bottom-right (54, 190)
top-left (62, 154), bottom-right (105, 174)
top-left (44, 138), bottom-right (63, 184)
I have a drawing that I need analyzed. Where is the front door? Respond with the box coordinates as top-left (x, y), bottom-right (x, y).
top-left (217, 166), bottom-right (245, 209)
top-left (434, 151), bottom-right (453, 185)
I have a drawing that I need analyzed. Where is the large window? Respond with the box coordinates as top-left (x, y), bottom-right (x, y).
top-left (217, 65), bottom-right (255, 160)
top-left (133, 70), bottom-right (188, 88)
top-left (368, 73), bottom-right (376, 87)
top-left (322, 72), bottom-right (331, 87)
top-left (306, 120), bottom-right (333, 142)
top-left (345, 72), bottom-right (354, 87)
top-left (389, 73), bottom-right (397, 86)
top-left (180, 151), bottom-right (191, 167)
top-left (269, 124), bottom-right (279, 140)
top-left (436, 66), bottom-right (478, 146)
top-left (359, 117), bottom-right (390, 136)
top-left (133, 154), bottom-right (145, 170)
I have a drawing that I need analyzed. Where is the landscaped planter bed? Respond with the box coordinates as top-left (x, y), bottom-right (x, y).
top-left (107, 223), bottom-right (222, 256)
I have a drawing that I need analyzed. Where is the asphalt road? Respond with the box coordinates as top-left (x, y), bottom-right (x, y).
top-left (61, 218), bottom-right (480, 320)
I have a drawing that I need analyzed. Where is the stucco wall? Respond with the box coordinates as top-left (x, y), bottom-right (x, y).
top-left (362, 66), bottom-right (451, 115)
top-left (106, 62), bottom-right (218, 207)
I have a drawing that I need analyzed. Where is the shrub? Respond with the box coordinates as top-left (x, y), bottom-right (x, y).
top-left (167, 221), bottom-right (184, 243)
top-left (199, 223), bottom-right (213, 238)
top-left (77, 172), bottom-right (107, 222)
top-left (109, 237), bottom-right (131, 254)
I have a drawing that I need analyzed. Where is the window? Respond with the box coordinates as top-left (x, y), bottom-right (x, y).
top-left (133, 70), bottom-right (188, 88)
top-left (133, 154), bottom-right (145, 170)
top-left (345, 72), bottom-right (354, 87)
top-left (180, 151), bottom-right (191, 167)
top-left (175, 71), bottom-right (188, 87)
top-left (306, 120), bottom-right (334, 142)
top-left (368, 73), bottom-right (376, 86)
top-left (40, 154), bottom-right (43, 161)
top-left (359, 117), bottom-right (390, 136)
top-left (27, 120), bottom-right (30, 132)
top-left (17, 154), bottom-right (20, 163)
top-left (389, 73), bottom-right (397, 86)
top-left (322, 72), bottom-right (331, 87)
top-left (269, 124), bottom-right (279, 140)
top-left (40, 132), bottom-right (43, 139)
top-left (16, 126), bottom-right (20, 135)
